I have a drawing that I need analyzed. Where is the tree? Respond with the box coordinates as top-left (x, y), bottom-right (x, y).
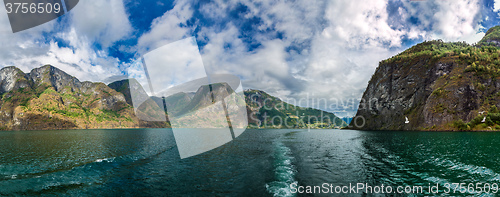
top-left (490, 105), bottom-right (499, 113)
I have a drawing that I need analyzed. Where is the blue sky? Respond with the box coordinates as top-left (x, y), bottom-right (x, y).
top-left (0, 0), bottom-right (499, 116)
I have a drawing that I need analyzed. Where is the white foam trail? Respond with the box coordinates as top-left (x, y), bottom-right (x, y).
top-left (95, 157), bottom-right (115, 163)
top-left (265, 141), bottom-right (297, 197)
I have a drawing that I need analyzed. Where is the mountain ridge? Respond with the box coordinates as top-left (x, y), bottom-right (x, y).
top-left (0, 65), bottom-right (345, 130)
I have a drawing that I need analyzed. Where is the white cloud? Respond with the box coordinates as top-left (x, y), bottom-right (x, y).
top-left (494, 0), bottom-right (500, 12)
top-left (286, 0), bottom-right (401, 114)
top-left (4, 28), bottom-right (122, 82)
top-left (199, 0), bottom-right (230, 20)
top-left (70, 0), bottom-right (133, 48)
top-left (199, 24), bottom-right (292, 95)
top-left (137, 0), bottom-right (194, 54)
top-left (0, 1), bottom-right (59, 62)
top-left (401, 0), bottom-right (482, 42)
top-left (245, 0), bottom-right (326, 43)
top-left (433, 0), bottom-right (480, 40)
top-left (323, 0), bottom-right (407, 49)
top-left (0, 0), bottom-right (131, 82)
top-left (141, 37), bottom-right (207, 95)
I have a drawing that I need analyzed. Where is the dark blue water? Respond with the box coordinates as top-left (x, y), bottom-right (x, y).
top-left (1, 129), bottom-right (500, 196)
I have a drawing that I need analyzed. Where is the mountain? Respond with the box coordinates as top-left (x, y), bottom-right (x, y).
top-left (108, 79), bottom-right (132, 105)
top-left (0, 65), bottom-right (165, 130)
top-left (244, 90), bottom-right (347, 128)
top-left (0, 65), bottom-right (345, 130)
top-left (177, 83), bottom-right (234, 116)
top-left (477, 26), bottom-right (500, 47)
top-left (350, 26), bottom-right (500, 131)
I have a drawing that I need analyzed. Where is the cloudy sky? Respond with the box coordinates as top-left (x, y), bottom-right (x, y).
top-left (0, 0), bottom-right (499, 117)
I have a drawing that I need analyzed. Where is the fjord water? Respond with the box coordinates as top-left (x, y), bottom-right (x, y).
top-left (1, 129), bottom-right (500, 196)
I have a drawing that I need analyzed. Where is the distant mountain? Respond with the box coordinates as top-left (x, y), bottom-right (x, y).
top-left (109, 80), bottom-right (347, 129)
top-left (244, 90), bottom-right (347, 128)
top-left (341, 117), bottom-right (353, 125)
top-left (351, 26), bottom-right (500, 131)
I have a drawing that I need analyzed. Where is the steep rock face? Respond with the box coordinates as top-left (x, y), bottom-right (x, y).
top-left (162, 92), bottom-right (192, 116)
top-left (180, 83), bottom-right (234, 115)
top-left (351, 33), bottom-right (500, 131)
top-left (353, 53), bottom-right (459, 130)
top-left (165, 82), bottom-right (243, 128)
top-left (0, 65), bottom-right (165, 130)
top-left (0, 66), bottom-right (30, 94)
top-left (80, 81), bottom-right (127, 111)
top-left (108, 79), bottom-right (132, 105)
top-left (28, 65), bottom-right (82, 91)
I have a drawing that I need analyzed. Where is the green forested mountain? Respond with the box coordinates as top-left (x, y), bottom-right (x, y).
top-left (351, 26), bottom-right (500, 131)
top-left (244, 90), bottom-right (347, 128)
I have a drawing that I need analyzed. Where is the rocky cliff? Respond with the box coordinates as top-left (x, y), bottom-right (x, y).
top-left (0, 65), bottom-right (164, 130)
top-left (350, 26), bottom-right (500, 131)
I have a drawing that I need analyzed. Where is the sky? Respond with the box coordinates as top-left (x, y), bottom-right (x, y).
top-left (0, 0), bottom-right (499, 117)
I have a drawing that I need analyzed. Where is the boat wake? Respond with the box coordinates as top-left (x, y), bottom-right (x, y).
top-left (265, 141), bottom-right (297, 197)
